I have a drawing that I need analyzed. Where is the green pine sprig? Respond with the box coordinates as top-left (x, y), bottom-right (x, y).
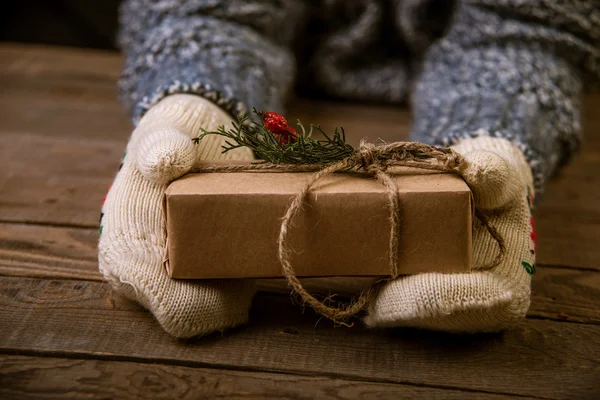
top-left (192, 109), bottom-right (355, 165)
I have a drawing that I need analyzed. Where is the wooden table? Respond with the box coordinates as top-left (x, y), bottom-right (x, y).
top-left (1, 44), bottom-right (599, 399)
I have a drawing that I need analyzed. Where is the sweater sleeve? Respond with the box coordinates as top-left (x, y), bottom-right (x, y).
top-left (408, 0), bottom-right (599, 197)
top-left (118, 0), bottom-right (307, 124)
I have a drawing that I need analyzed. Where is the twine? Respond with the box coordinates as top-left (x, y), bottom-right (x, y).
top-left (193, 140), bottom-right (506, 323)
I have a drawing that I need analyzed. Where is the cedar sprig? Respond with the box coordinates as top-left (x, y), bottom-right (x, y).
top-left (192, 109), bottom-right (355, 165)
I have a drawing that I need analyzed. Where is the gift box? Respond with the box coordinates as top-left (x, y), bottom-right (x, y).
top-left (163, 168), bottom-right (473, 279)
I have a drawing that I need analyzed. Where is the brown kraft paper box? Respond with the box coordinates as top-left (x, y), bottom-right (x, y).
top-left (164, 169), bottom-right (473, 279)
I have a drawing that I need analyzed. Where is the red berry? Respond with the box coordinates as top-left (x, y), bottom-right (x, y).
top-left (262, 112), bottom-right (297, 145)
top-left (263, 112), bottom-right (290, 136)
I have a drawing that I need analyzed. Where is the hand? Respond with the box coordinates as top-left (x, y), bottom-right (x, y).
top-left (365, 136), bottom-right (536, 332)
top-left (98, 94), bottom-right (256, 338)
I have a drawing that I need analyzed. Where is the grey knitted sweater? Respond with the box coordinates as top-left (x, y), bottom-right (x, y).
top-left (119, 0), bottom-right (599, 196)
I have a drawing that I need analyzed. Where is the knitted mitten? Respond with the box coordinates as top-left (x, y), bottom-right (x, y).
top-left (98, 94), bottom-right (256, 338)
top-left (365, 136), bottom-right (536, 332)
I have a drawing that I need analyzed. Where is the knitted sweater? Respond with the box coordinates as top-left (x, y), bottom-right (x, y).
top-left (118, 0), bottom-right (599, 196)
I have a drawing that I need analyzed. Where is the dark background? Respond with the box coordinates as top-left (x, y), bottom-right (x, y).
top-left (1, 0), bottom-right (120, 49)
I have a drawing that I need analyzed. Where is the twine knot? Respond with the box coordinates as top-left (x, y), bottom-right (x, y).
top-left (356, 140), bottom-right (379, 171)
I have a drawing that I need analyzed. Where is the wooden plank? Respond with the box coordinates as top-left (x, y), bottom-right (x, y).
top-left (0, 223), bottom-right (100, 282)
top-left (0, 43), bottom-right (122, 81)
top-left (1, 66), bottom-right (122, 108)
top-left (0, 59), bottom-right (130, 142)
top-left (0, 355), bottom-right (528, 400)
top-left (0, 95), bottom-right (131, 142)
top-left (535, 148), bottom-right (600, 270)
top-left (1, 222), bottom-right (599, 324)
top-left (530, 266), bottom-right (600, 324)
top-left (0, 44), bottom-right (131, 142)
top-left (534, 213), bottom-right (600, 270)
top-left (0, 133), bottom-right (121, 227)
top-left (0, 277), bottom-right (598, 399)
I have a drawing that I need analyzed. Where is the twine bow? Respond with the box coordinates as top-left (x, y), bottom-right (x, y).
top-left (194, 140), bottom-right (506, 324)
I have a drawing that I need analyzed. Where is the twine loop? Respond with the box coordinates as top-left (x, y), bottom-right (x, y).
top-left (194, 140), bottom-right (506, 324)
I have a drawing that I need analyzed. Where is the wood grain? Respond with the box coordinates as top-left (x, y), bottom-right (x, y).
top-left (0, 44), bottom-right (131, 142)
top-left (0, 133), bottom-right (121, 227)
top-left (0, 44), bottom-right (122, 78)
top-left (0, 223), bottom-right (101, 281)
top-left (0, 276), bottom-right (599, 399)
top-left (0, 355), bottom-right (531, 400)
top-left (530, 266), bottom-right (600, 324)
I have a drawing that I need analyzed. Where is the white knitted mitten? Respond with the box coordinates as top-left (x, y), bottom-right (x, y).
top-left (98, 94), bottom-right (256, 338)
top-left (365, 136), bottom-right (536, 332)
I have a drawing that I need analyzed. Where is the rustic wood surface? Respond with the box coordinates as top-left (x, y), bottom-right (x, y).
top-left (1, 355), bottom-right (530, 400)
top-left (0, 44), bottom-right (599, 399)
